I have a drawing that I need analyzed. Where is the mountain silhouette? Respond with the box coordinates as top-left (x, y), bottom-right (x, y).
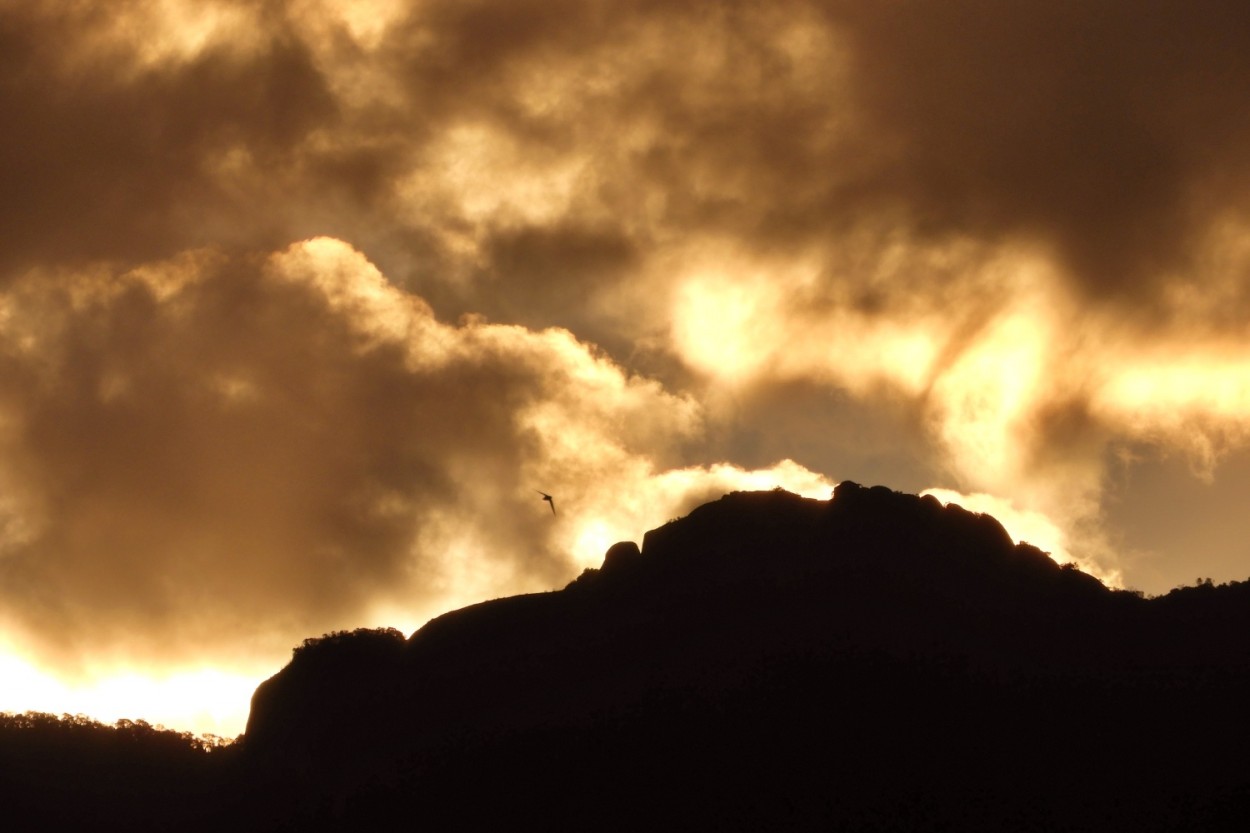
top-left (7, 483), bottom-right (1250, 830)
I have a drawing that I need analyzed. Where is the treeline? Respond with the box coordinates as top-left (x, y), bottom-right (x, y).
top-left (0, 710), bottom-right (234, 752)
top-left (0, 711), bottom-right (236, 831)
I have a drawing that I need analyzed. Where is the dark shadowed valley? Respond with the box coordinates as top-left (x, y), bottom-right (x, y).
top-left (5, 483), bottom-right (1250, 831)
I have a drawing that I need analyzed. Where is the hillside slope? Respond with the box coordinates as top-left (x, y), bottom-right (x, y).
top-left (236, 483), bottom-right (1250, 831)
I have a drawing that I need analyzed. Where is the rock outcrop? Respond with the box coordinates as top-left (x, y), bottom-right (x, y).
top-left (236, 485), bottom-right (1250, 831)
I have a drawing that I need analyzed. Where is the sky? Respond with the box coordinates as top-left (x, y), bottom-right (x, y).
top-left (5, 0), bottom-right (1250, 736)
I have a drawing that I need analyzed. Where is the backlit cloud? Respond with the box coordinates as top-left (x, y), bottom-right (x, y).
top-left (8, 0), bottom-right (1250, 732)
top-left (0, 238), bottom-right (828, 730)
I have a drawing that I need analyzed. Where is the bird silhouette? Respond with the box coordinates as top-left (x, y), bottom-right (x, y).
top-left (536, 491), bottom-right (556, 515)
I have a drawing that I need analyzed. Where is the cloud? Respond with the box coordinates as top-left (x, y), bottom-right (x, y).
top-left (11, 0), bottom-right (1250, 727)
top-left (11, 1), bottom-right (1250, 309)
top-left (826, 1), bottom-right (1250, 299)
top-left (0, 1), bottom-right (339, 273)
top-left (0, 239), bottom-right (827, 675)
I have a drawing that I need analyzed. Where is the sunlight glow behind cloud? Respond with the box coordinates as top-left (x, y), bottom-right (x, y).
top-left (0, 238), bottom-right (833, 736)
top-left (9, 0), bottom-right (1250, 735)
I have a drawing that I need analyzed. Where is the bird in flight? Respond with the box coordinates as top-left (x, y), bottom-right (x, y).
top-left (536, 490), bottom-right (556, 515)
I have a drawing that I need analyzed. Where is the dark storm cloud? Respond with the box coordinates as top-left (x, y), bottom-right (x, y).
top-left (475, 222), bottom-right (640, 336)
top-left (823, 0), bottom-right (1250, 303)
top-left (0, 2), bottom-right (338, 273)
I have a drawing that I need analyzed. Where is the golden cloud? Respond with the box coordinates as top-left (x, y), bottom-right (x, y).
top-left (0, 238), bottom-right (830, 733)
top-left (9, 0), bottom-right (1250, 732)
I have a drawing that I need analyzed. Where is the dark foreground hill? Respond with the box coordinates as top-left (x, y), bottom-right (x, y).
top-left (7, 483), bottom-right (1250, 830)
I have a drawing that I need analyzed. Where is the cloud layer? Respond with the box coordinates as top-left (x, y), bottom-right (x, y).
top-left (8, 0), bottom-right (1250, 730)
top-left (0, 238), bottom-right (831, 671)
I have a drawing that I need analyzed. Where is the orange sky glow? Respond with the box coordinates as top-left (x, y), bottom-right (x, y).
top-left (6, 0), bottom-right (1250, 736)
